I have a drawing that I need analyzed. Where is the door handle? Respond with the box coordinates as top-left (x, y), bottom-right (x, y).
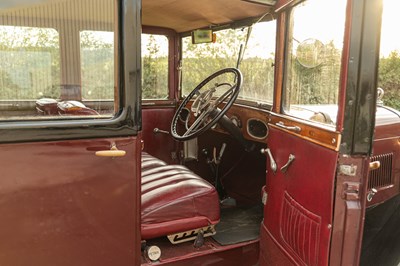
top-left (261, 148), bottom-right (277, 174)
top-left (153, 128), bottom-right (170, 135)
top-left (369, 161), bottom-right (380, 170)
top-left (281, 154), bottom-right (295, 173)
top-left (276, 121), bottom-right (301, 133)
top-left (95, 144), bottom-right (126, 157)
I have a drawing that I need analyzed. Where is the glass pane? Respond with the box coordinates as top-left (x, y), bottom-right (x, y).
top-left (141, 34), bottom-right (169, 99)
top-left (0, 26), bottom-right (60, 100)
top-left (80, 31), bottom-right (114, 101)
top-left (378, 0), bottom-right (400, 111)
top-left (283, 0), bottom-right (347, 126)
top-left (182, 20), bottom-right (276, 104)
top-left (0, 0), bottom-right (116, 121)
top-left (240, 21), bottom-right (276, 103)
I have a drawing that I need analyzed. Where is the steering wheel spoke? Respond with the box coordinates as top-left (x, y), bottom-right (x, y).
top-left (171, 68), bottom-right (242, 141)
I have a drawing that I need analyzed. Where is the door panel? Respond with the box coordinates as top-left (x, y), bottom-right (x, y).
top-left (0, 137), bottom-right (141, 265)
top-left (261, 126), bottom-right (338, 265)
top-left (142, 107), bottom-right (177, 163)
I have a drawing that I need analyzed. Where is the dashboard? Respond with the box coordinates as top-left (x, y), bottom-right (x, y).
top-left (212, 104), bottom-right (271, 143)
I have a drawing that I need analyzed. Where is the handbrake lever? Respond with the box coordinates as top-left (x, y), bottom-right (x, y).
top-left (218, 143), bottom-right (227, 162)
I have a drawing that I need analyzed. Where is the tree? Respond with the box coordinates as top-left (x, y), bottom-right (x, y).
top-left (378, 51), bottom-right (400, 110)
top-left (142, 35), bottom-right (168, 99)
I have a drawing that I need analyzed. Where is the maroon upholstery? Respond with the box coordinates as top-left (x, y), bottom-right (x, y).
top-left (141, 152), bottom-right (220, 240)
top-left (141, 152), bottom-right (167, 171)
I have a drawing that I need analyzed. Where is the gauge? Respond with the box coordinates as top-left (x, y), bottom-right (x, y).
top-left (247, 119), bottom-right (268, 139)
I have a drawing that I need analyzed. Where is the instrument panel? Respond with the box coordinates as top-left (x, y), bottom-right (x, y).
top-left (213, 104), bottom-right (271, 143)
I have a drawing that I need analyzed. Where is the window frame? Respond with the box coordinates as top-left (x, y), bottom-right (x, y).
top-left (142, 26), bottom-right (178, 106)
top-left (280, 0), bottom-right (347, 131)
top-left (0, 0), bottom-right (142, 144)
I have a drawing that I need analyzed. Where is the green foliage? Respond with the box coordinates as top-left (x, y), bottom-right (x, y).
top-left (378, 51), bottom-right (400, 110)
top-left (288, 41), bottom-right (341, 106)
top-left (142, 35), bottom-right (168, 99)
top-left (80, 31), bottom-right (114, 100)
top-left (182, 28), bottom-right (275, 103)
top-left (0, 27), bottom-right (60, 100)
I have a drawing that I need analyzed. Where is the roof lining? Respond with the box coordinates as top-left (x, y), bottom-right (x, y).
top-left (142, 0), bottom-right (274, 33)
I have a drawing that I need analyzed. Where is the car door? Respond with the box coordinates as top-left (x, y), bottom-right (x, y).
top-left (259, 0), bottom-right (380, 265)
top-left (0, 0), bottom-right (142, 265)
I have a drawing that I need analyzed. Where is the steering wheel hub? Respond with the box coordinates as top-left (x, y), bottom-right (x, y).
top-left (171, 68), bottom-right (243, 141)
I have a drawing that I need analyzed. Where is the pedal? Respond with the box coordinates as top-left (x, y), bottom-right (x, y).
top-left (194, 230), bottom-right (204, 248)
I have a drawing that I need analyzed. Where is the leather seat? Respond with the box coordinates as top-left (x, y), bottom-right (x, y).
top-left (141, 152), bottom-right (167, 171)
top-left (141, 152), bottom-right (220, 240)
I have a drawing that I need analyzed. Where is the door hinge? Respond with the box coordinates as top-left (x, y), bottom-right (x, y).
top-left (342, 182), bottom-right (360, 200)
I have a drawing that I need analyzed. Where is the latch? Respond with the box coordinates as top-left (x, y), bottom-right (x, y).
top-left (342, 182), bottom-right (360, 200)
top-left (261, 186), bottom-right (268, 205)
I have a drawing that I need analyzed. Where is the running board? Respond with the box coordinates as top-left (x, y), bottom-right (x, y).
top-left (167, 225), bottom-right (216, 244)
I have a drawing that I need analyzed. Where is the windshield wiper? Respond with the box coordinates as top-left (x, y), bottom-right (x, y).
top-left (236, 26), bottom-right (252, 69)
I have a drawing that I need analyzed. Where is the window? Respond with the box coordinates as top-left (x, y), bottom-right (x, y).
top-left (141, 34), bottom-right (169, 100)
top-left (0, 26), bottom-right (60, 100)
top-left (80, 31), bottom-right (114, 101)
top-left (378, 0), bottom-right (400, 111)
top-left (283, 0), bottom-right (347, 126)
top-left (181, 20), bottom-right (276, 104)
top-left (0, 0), bottom-right (116, 120)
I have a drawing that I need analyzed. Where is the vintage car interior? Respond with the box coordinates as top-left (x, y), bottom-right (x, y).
top-left (0, 0), bottom-right (400, 265)
top-left (140, 0), bottom-right (400, 265)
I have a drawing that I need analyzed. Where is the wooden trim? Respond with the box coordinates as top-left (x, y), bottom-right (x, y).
top-left (272, 11), bottom-right (286, 113)
top-left (269, 113), bottom-right (341, 151)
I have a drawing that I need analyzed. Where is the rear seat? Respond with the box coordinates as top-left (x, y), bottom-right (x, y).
top-left (141, 152), bottom-right (220, 240)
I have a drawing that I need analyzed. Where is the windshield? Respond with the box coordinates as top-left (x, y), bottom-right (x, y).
top-left (181, 20), bottom-right (276, 105)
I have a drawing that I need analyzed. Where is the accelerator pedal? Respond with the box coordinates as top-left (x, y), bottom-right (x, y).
top-left (167, 225), bottom-right (216, 244)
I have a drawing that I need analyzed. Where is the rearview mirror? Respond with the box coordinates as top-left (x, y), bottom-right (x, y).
top-left (191, 29), bottom-right (216, 44)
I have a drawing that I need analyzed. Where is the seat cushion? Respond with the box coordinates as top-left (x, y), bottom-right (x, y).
top-left (141, 153), bottom-right (220, 240)
top-left (141, 152), bottom-right (167, 171)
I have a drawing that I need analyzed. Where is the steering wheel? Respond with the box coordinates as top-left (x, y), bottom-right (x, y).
top-left (171, 68), bottom-right (242, 141)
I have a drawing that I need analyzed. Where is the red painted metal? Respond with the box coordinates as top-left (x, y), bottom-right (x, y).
top-left (0, 137), bottom-right (141, 266)
top-left (142, 239), bottom-right (259, 266)
top-left (367, 122), bottom-right (400, 206)
top-left (329, 155), bottom-right (370, 266)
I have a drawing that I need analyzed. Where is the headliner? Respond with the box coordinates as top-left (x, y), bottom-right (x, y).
top-left (142, 0), bottom-right (274, 33)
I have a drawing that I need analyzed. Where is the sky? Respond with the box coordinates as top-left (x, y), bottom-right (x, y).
top-left (380, 0), bottom-right (400, 57)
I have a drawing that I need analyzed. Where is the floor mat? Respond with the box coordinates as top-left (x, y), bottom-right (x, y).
top-left (212, 205), bottom-right (263, 246)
